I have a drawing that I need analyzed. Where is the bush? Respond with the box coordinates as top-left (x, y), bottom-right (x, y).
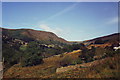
top-left (2, 43), bottom-right (21, 70)
top-left (21, 54), bottom-right (43, 67)
top-left (94, 39), bottom-right (104, 44)
top-left (20, 41), bottom-right (44, 67)
top-left (103, 46), bottom-right (119, 57)
top-left (79, 46), bottom-right (95, 63)
top-left (59, 56), bottom-right (72, 67)
top-left (95, 47), bottom-right (106, 56)
top-left (71, 59), bottom-right (82, 65)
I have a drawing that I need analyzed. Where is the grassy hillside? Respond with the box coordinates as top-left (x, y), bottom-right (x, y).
top-left (83, 33), bottom-right (119, 47)
top-left (3, 50), bottom-right (82, 78)
top-left (48, 54), bottom-right (120, 78)
top-left (2, 28), bottom-right (69, 43)
top-left (3, 28), bottom-right (85, 71)
top-left (3, 50), bottom-right (120, 78)
top-left (2, 28), bottom-right (120, 79)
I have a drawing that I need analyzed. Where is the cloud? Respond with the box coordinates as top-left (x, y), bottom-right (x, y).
top-left (106, 17), bottom-right (118, 25)
top-left (47, 3), bottom-right (78, 20)
top-left (39, 24), bottom-right (63, 36)
top-left (39, 24), bottom-right (52, 31)
top-left (39, 3), bottom-right (78, 23)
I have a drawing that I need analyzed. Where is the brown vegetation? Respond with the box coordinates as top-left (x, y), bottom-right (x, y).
top-left (3, 50), bottom-right (81, 78)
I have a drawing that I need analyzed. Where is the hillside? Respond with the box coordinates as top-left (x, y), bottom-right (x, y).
top-left (3, 50), bottom-right (82, 78)
top-left (83, 33), bottom-right (119, 47)
top-left (2, 28), bottom-right (84, 71)
top-left (2, 28), bottom-right (120, 79)
top-left (48, 54), bottom-right (120, 78)
top-left (2, 28), bottom-right (69, 43)
top-left (3, 49), bottom-right (120, 78)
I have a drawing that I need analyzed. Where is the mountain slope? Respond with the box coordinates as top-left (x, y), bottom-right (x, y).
top-left (2, 28), bottom-right (69, 43)
top-left (47, 54), bottom-right (120, 78)
top-left (83, 33), bottom-right (120, 46)
top-left (3, 50), bottom-right (120, 78)
top-left (2, 28), bottom-right (72, 71)
top-left (2, 28), bottom-right (120, 78)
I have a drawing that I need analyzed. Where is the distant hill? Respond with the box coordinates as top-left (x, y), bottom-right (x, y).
top-left (2, 28), bottom-right (69, 43)
top-left (83, 33), bottom-right (120, 46)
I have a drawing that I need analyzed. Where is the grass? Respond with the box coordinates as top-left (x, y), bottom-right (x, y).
top-left (48, 54), bottom-right (120, 78)
top-left (3, 50), bottom-right (81, 78)
top-left (3, 50), bottom-right (120, 78)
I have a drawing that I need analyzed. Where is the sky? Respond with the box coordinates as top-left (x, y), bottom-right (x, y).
top-left (2, 2), bottom-right (118, 41)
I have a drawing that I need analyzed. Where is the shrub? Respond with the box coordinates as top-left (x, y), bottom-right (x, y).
top-left (95, 47), bottom-right (106, 56)
top-left (20, 41), bottom-right (44, 67)
top-left (21, 54), bottom-right (43, 67)
top-left (79, 47), bottom-right (95, 63)
top-left (94, 39), bottom-right (104, 44)
top-left (2, 43), bottom-right (21, 70)
top-left (59, 56), bottom-right (72, 67)
top-left (104, 46), bottom-right (119, 57)
top-left (71, 59), bottom-right (82, 65)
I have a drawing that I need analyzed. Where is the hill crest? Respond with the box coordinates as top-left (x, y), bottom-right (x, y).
top-left (2, 28), bottom-right (69, 43)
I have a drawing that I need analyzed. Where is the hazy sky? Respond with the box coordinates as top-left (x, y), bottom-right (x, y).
top-left (2, 2), bottom-right (118, 41)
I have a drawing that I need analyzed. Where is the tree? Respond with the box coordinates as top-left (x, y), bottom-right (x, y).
top-left (2, 43), bottom-right (21, 70)
top-left (20, 41), bottom-right (44, 67)
top-left (79, 46), bottom-right (95, 63)
top-left (21, 54), bottom-right (43, 67)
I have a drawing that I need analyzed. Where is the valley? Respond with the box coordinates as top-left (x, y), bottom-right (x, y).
top-left (1, 28), bottom-right (120, 79)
